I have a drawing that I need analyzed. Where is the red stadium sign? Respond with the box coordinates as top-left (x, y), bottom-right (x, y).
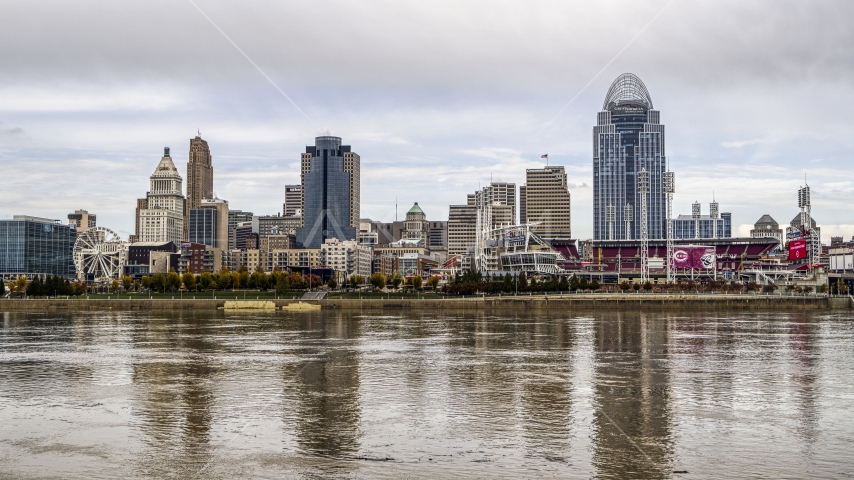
top-left (788, 238), bottom-right (807, 260)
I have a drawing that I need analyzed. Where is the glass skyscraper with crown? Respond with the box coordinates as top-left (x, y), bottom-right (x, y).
top-left (593, 73), bottom-right (667, 240)
top-left (296, 136), bottom-right (360, 249)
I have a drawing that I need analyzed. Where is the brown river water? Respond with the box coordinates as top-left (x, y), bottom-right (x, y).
top-left (1, 310), bottom-right (853, 479)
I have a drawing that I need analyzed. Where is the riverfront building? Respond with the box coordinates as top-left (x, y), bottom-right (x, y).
top-left (593, 73), bottom-right (667, 240)
top-left (296, 136), bottom-right (360, 248)
top-left (0, 216), bottom-right (76, 280)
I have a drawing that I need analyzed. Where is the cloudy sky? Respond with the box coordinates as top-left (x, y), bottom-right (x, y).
top-left (1, 0), bottom-right (852, 241)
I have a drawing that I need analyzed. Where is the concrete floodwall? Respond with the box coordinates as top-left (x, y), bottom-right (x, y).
top-left (0, 294), bottom-right (849, 313)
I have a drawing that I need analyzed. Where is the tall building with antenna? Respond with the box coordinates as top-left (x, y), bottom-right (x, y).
top-left (185, 135), bottom-right (213, 240)
top-left (593, 73), bottom-right (667, 240)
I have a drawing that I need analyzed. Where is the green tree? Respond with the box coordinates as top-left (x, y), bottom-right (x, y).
top-left (642, 281), bottom-right (652, 291)
top-left (619, 280), bottom-right (631, 292)
top-left (501, 273), bottom-right (513, 292)
top-left (389, 273), bottom-right (404, 290)
top-left (133, 280), bottom-right (140, 291)
top-left (591, 279), bottom-right (601, 291)
top-left (182, 272), bottom-right (196, 291)
top-left (217, 267), bottom-right (232, 290)
top-left (166, 271), bottom-right (181, 291)
top-left (632, 282), bottom-right (641, 291)
top-left (370, 273), bottom-right (387, 290)
top-left (569, 275), bottom-right (580, 291)
top-left (199, 272), bottom-right (215, 290)
top-left (327, 276), bottom-right (338, 290)
top-left (26, 277), bottom-right (43, 296)
top-left (141, 275), bottom-right (152, 290)
top-left (349, 275), bottom-right (364, 289)
top-left (426, 275), bottom-right (440, 291)
top-left (151, 273), bottom-right (166, 292)
top-left (121, 275), bottom-right (132, 291)
top-left (579, 277), bottom-right (590, 291)
top-left (111, 279), bottom-right (120, 292)
top-left (70, 281), bottom-right (86, 296)
top-left (819, 284), bottom-right (829, 294)
top-left (233, 271), bottom-right (243, 289)
top-left (252, 271), bottom-right (269, 290)
top-left (518, 273), bottom-right (528, 292)
top-left (411, 275), bottom-right (423, 290)
top-left (275, 274), bottom-right (290, 294)
top-left (558, 276), bottom-right (569, 292)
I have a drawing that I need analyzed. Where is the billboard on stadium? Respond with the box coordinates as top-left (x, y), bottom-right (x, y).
top-left (788, 238), bottom-right (807, 260)
top-left (672, 246), bottom-right (716, 270)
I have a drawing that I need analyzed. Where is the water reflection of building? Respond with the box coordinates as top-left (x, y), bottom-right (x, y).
top-left (787, 315), bottom-right (819, 447)
top-left (592, 313), bottom-right (673, 478)
top-left (518, 316), bottom-right (575, 459)
top-left (288, 313), bottom-right (362, 457)
top-left (130, 314), bottom-right (215, 471)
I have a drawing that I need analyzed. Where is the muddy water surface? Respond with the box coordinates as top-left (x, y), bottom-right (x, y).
top-left (1, 310), bottom-right (853, 479)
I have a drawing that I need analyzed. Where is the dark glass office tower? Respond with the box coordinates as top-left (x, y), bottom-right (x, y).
top-left (296, 136), bottom-right (359, 249)
top-left (593, 73), bottom-right (667, 240)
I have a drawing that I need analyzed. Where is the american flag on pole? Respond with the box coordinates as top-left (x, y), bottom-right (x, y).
top-left (541, 154), bottom-right (548, 159)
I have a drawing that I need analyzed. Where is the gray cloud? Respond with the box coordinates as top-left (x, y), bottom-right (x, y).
top-left (0, 0), bottom-right (853, 239)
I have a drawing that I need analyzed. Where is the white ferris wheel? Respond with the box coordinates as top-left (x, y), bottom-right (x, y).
top-left (73, 227), bottom-right (129, 283)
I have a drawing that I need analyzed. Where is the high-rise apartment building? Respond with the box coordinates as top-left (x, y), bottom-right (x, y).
top-left (593, 73), bottom-right (666, 240)
top-left (67, 210), bottom-right (96, 231)
top-left (284, 185), bottom-right (302, 216)
top-left (478, 182), bottom-right (516, 224)
top-left (448, 195), bottom-right (477, 258)
top-left (524, 166), bottom-right (571, 239)
top-left (135, 148), bottom-right (185, 244)
top-left (519, 185), bottom-right (527, 224)
top-left (296, 136), bottom-right (360, 248)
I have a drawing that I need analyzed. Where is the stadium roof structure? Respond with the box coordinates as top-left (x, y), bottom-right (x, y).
top-left (603, 73), bottom-right (654, 111)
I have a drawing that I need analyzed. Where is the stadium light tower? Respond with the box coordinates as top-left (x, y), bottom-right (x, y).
top-left (663, 171), bottom-right (675, 283)
top-left (692, 201), bottom-right (701, 239)
top-left (638, 168), bottom-right (650, 283)
top-left (624, 203), bottom-right (633, 240)
top-left (798, 184), bottom-right (816, 268)
top-left (606, 204), bottom-right (615, 241)
top-left (710, 196), bottom-right (719, 239)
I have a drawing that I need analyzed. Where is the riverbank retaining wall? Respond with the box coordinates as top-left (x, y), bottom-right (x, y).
top-left (1, 294), bottom-right (851, 313)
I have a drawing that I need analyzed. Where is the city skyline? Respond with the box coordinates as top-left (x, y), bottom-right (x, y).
top-left (1, 1), bottom-right (852, 240)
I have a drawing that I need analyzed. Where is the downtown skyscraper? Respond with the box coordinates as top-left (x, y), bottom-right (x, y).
top-left (185, 135), bottom-right (213, 240)
top-left (295, 136), bottom-right (360, 249)
top-left (593, 73), bottom-right (667, 240)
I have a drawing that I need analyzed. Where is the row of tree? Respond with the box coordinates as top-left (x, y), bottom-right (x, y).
top-left (0, 275), bottom-right (87, 297)
top-left (125, 268), bottom-right (325, 293)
